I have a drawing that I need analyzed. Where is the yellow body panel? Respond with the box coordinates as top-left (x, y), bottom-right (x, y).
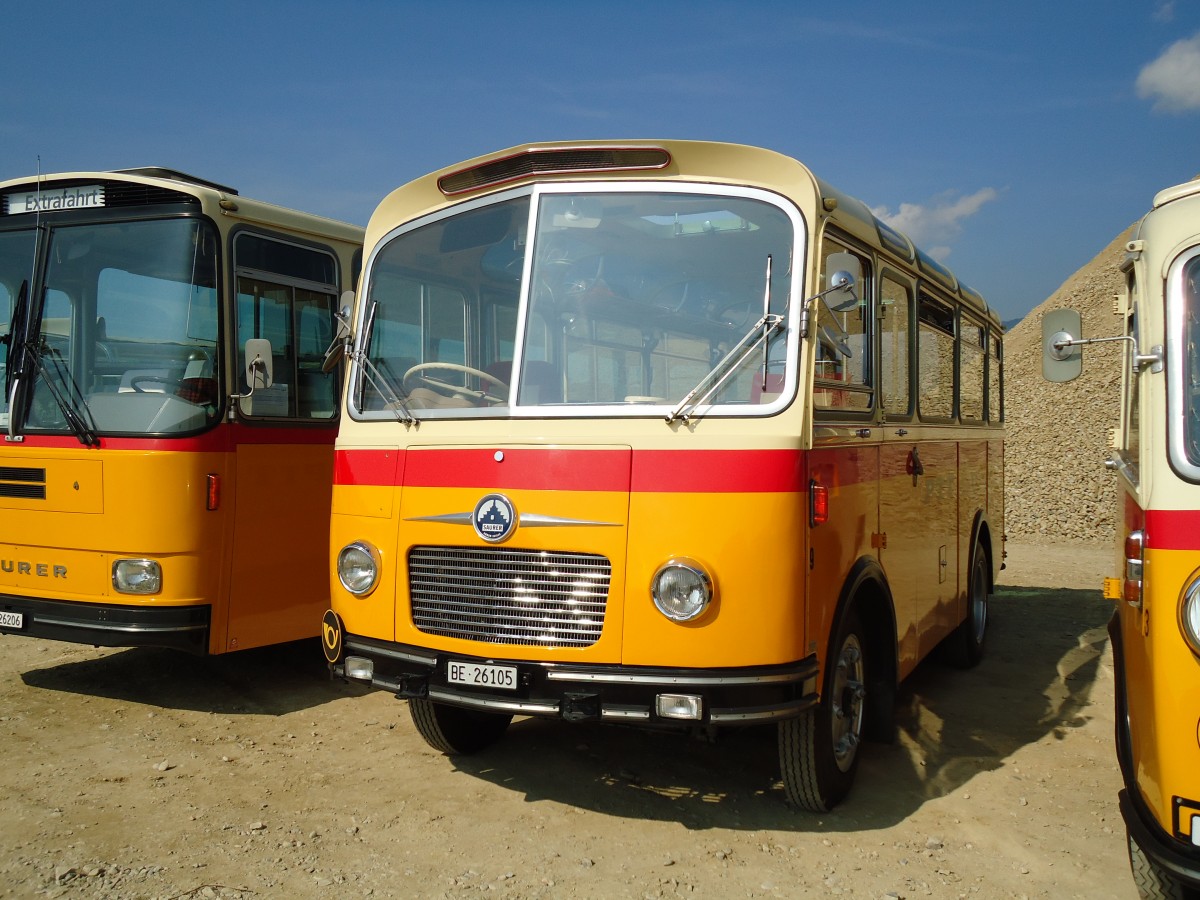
top-left (1120, 546), bottom-right (1200, 843)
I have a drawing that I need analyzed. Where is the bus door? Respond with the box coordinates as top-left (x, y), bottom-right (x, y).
top-left (225, 232), bottom-right (343, 651)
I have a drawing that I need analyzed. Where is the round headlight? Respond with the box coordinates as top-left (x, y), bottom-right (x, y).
top-left (651, 558), bottom-right (713, 622)
top-left (337, 541), bottom-right (381, 596)
top-left (1182, 577), bottom-right (1200, 656)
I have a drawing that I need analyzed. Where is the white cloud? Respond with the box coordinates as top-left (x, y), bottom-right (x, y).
top-left (1137, 32), bottom-right (1200, 112)
top-left (1154, 1), bottom-right (1175, 23)
top-left (871, 187), bottom-right (999, 255)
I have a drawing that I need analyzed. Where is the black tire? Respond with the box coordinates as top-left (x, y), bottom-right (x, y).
top-left (408, 698), bottom-right (512, 755)
top-left (943, 545), bottom-right (989, 669)
top-left (1128, 830), bottom-right (1191, 900)
top-left (778, 607), bottom-right (866, 812)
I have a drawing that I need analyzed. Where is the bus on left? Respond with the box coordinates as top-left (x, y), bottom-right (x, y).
top-left (0, 168), bottom-right (363, 654)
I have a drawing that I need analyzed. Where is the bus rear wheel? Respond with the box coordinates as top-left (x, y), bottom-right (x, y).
top-left (778, 608), bottom-right (866, 812)
top-left (943, 545), bottom-right (989, 669)
top-left (408, 698), bottom-right (512, 755)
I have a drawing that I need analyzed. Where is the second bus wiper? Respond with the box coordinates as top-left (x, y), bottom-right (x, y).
top-left (32, 341), bottom-right (99, 447)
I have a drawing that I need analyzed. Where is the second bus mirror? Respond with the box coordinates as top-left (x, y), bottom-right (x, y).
top-left (1042, 308), bottom-right (1083, 383)
top-left (245, 338), bottom-right (274, 390)
top-left (322, 293), bottom-right (354, 374)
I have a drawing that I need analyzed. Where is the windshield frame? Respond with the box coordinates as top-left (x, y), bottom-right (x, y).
top-left (1167, 244), bottom-right (1200, 481)
top-left (349, 180), bottom-right (806, 422)
top-left (0, 210), bottom-right (224, 441)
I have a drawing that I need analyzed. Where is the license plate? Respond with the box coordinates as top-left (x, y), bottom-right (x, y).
top-left (447, 660), bottom-right (517, 691)
top-left (0, 610), bottom-right (23, 630)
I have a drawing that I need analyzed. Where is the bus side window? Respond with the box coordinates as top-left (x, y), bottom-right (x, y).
top-left (917, 292), bottom-right (955, 420)
top-left (234, 233), bottom-right (342, 420)
top-left (881, 272), bottom-right (913, 417)
top-left (814, 242), bottom-right (872, 411)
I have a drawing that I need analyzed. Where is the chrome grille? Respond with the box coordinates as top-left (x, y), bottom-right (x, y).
top-left (409, 546), bottom-right (610, 648)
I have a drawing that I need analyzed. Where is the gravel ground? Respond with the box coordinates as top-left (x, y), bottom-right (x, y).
top-left (0, 540), bottom-right (1134, 900)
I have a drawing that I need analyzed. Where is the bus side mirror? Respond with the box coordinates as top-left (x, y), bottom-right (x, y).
top-left (245, 338), bottom-right (274, 389)
top-left (824, 253), bottom-right (862, 311)
top-left (1042, 308), bottom-right (1083, 383)
top-left (322, 292), bottom-right (355, 374)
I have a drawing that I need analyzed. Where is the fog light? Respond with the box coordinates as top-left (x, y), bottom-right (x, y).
top-left (656, 694), bottom-right (703, 720)
top-left (344, 655), bottom-right (374, 681)
top-left (112, 559), bottom-right (162, 594)
top-left (1181, 577), bottom-right (1200, 657)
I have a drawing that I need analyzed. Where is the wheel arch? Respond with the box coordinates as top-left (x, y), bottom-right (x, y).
top-left (829, 555), bottom-right (898, 743)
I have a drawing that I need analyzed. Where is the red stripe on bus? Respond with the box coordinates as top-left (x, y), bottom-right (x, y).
top-left (334, 447), bottom-right (807, 493)
top-left (1146, 509), bottom-right (1200, 551)
top-left (6, 424), bottom-right (335, 453)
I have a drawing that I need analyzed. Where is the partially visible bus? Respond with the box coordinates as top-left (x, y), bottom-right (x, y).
top-left (0, 168), bottom-right (362, 654)
top-left (322, 141), bottom-right (1004, 810)
top-left (1044, 177), bottom-right (1200, 896)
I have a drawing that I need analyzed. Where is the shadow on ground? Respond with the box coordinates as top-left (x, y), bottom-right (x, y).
top-left (18, 637), bottom-right (338, 716)
top-left (445, 586), bottom-right (1114, 832)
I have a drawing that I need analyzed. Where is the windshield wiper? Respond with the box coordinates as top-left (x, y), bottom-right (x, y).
top-left (667, 255), bottom-right (784, 425)
top-left (5, 280), bottom-right (30, 442)
top-left (351, 301), bottom-right (416, 425)
top-left (31, 339), bottom-right (99, 447)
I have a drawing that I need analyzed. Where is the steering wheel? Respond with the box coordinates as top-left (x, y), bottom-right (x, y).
top-left (129, 375), bottom-right (181, 394)
top-left (402, 362), bottom-right (509, 405)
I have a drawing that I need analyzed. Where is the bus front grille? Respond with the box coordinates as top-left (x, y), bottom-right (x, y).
top-left (408, 546), bottom-right (610, 648)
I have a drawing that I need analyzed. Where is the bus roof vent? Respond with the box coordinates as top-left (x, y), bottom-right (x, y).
top-left (112, 167), bottom-right (239, 195)
top-left (438, 146), bottom-right (672, 195)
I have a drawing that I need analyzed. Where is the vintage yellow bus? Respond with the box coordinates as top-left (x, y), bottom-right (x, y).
top-left (1045, 177), bottom-right (1200, 896)
top-left (322, 141), bottom-right (1004, 809)
top-left (0, 167), bottom-right (362, 654)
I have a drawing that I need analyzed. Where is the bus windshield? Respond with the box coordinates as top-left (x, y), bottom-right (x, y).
top-left (3, 217), bottom-right (220, 438)
top-left (355, 187), bottom-right (797, 418)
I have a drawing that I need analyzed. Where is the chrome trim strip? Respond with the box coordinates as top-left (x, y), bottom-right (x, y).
top-left (405, 511), bottom-right (620, 528)
top-left (708, 697), bottom-right (817, 723)
top-left (429, 687), bottom-right (559, 716)
top-left (345, 639), bottom-right (436, 667)
top-left (601, 705), bottom-right (652, 721)
top-left (544, 669), bottom-right (811, 686)
top-left (36, 616), bottom-right (207, 635)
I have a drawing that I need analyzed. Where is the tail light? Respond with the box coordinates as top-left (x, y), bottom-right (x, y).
top-left (810, 480), bottom-right (829, 526)
top-left (1123, 529), bottom-right (1144, 608)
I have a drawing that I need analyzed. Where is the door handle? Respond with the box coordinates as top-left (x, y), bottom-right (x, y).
top-left (907, 447), bottom-right (925, 477)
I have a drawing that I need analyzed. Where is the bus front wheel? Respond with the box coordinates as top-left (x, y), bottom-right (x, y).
top-left (1127, 831), bottom-right (1191, 900)
top-left (778, 607), bottom-right (866, 812)
top-left (408, 698), bottom-right (512, 755)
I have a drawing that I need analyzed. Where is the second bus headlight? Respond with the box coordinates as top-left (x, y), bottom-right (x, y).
top-left (651, 558), bottom-right (713, 622)
top-left (337, 541), bottom-right (381, 597)
top-left (1182, 577), bottom-right (1200, 656)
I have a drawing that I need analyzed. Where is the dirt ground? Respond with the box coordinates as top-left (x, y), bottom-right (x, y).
top-left (0, 540), bottom-right (1135, 900)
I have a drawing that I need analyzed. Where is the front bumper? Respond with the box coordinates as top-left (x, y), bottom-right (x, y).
top-left (0, 593), bottom-right (210, 653)
top-left (1120, 788), bottom-right (1200, 890)
top-left (329, 629), bottom-right (820, 727)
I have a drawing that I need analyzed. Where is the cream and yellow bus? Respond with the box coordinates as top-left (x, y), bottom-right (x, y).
top-left (1045, 177), bottom-right (1200, 896)
top-left (322, 141), bottom-right (1004, 810)
top-left (0, 167), bottom-right (362, 654)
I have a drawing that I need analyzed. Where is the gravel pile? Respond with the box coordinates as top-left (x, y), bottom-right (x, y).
top-left (1002, 223), bottom-right (1136, 544)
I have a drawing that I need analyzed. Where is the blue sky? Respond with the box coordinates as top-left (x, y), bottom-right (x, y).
top-left (3, 1), bottom-right (1198, 322)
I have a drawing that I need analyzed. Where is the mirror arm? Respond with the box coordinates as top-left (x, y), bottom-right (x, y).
top-left (1050, 332), bottom-right (1163, 374)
